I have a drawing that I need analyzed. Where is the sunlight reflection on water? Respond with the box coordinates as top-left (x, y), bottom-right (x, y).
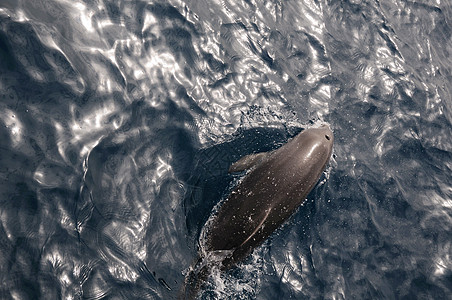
top-left (0, 0), bottom-right (452, 299)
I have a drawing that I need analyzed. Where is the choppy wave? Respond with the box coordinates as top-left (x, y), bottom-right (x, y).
top-left (0, 0), bottom-right (451, 299)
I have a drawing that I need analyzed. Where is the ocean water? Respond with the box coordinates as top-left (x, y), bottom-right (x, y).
top-left (1, 0), bottom-right (451, 299)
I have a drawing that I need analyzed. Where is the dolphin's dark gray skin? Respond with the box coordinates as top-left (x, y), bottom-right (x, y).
top-left (181, 125), bottom-right (334, 299)
top-left (207, 124), bottom-right (334, 268)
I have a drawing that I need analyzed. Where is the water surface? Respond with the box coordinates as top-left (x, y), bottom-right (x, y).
top-left (0, 0), bottom-right (451, 299)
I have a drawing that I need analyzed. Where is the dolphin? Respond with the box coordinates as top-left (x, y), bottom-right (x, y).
top-left (181, 125), bottom-right (334, 299)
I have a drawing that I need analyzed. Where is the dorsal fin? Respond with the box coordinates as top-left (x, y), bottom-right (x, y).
top-left (228, 152), bottom-right (269, 173)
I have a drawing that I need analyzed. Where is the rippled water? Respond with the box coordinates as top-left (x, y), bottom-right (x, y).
top-left (1, 0), bottom-right (451, 299)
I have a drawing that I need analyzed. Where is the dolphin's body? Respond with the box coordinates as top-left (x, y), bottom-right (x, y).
top-left (182, 125), bottom-right (334, 298)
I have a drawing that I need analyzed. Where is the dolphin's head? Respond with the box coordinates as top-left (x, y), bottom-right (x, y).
top-left (313, 124), bottom-right (334, 156)
top-left (292, 124), bottom-right (334, 164)
top-left (305, 123), bottom-right (333, 143)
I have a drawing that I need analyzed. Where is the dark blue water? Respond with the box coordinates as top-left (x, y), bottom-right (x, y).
top-left (1, 0), bottom-right (451, 299)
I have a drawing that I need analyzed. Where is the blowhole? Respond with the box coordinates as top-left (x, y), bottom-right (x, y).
top-left (325, 135), bottom-right (330, 140)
